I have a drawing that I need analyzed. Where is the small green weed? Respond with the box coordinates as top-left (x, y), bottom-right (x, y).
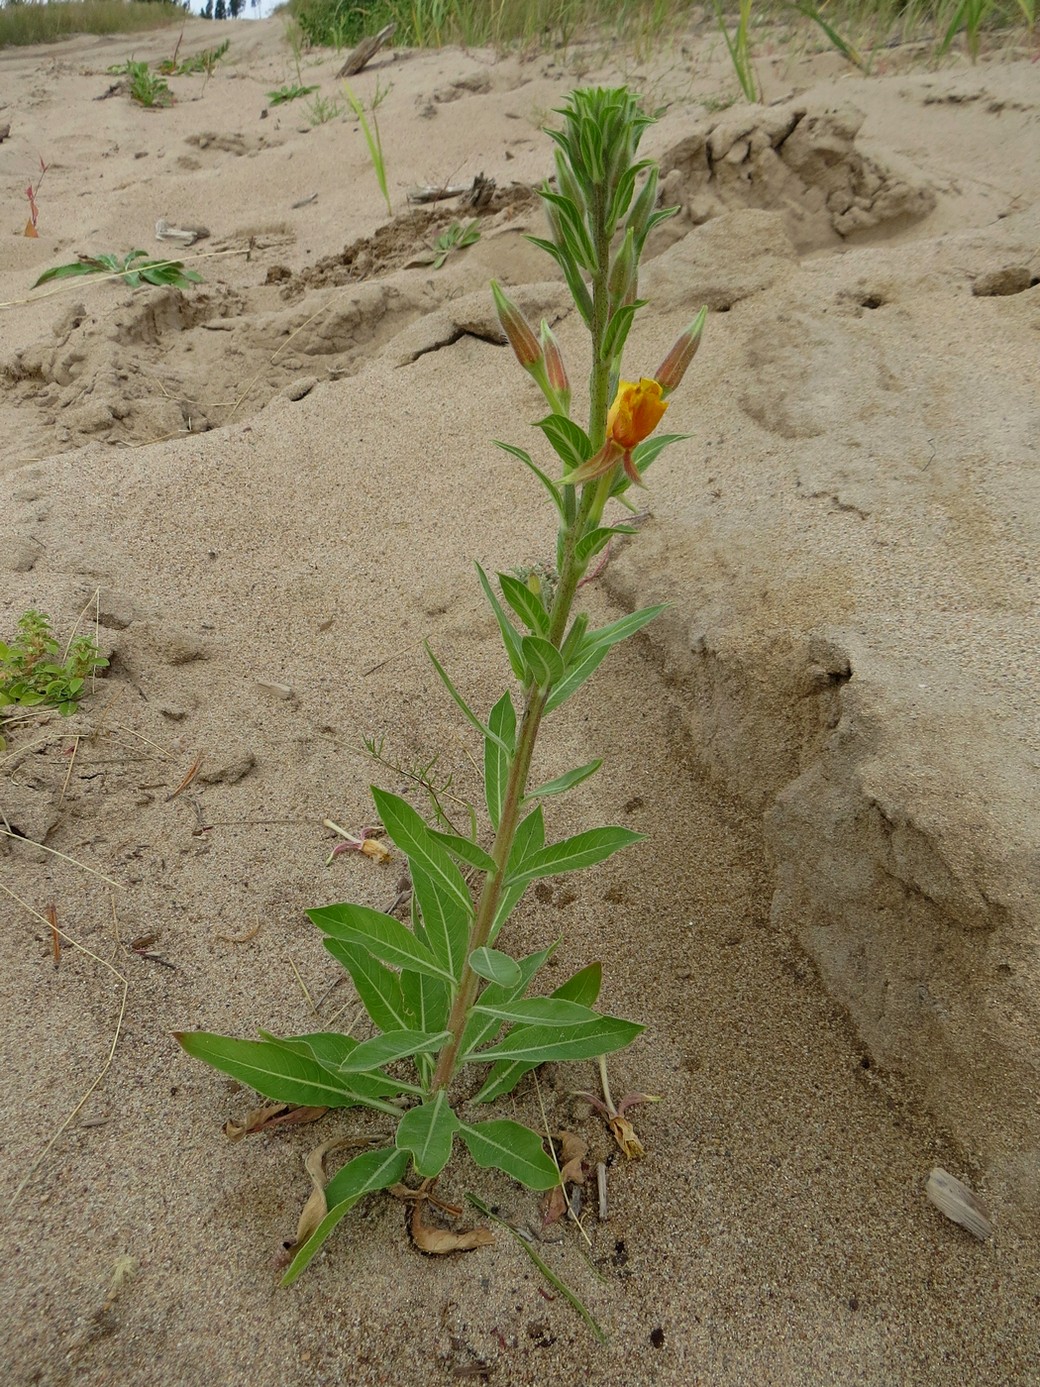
top-left (173, 38), bottom-right (231, 76)
top-left (0, 611), bottom-right (108, 744)
top-left (268, 83), bottom-right (320, 105)
top-left (343, 77), bottom-right (392, 217)
top-left (307, 93), bottom-right (343, 125)
top-left (107, 58), bottom-right (173, 107)
top-left (34, 252), bottom-right (203, 292)
top-left (429, 220), bottom-right (482, 269)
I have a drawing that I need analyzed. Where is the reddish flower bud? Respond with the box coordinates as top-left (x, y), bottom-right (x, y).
top-left (654, 307), bottom-right (707, 396)
top-left (491, 280), bottom-right (543, 370)
top-left (540, 320), bottom-right (571, 413)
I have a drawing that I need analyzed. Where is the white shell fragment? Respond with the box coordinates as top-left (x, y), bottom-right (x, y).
top-left (926, 1168), bottom-right (994, 1240)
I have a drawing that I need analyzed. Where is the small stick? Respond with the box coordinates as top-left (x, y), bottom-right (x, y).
top-left (58, 734), bottom-right (80, 807)
top-left (337, 21), bottom-right (395, 78)
top-left (165, 752), bottom-right (203, 801)
top-left (596, 1162), bottom-right (608, 1221)
top-left (217, 918), bottom-right (261, 944)
top-left (287, 956), bottom-right (317, 1015)
top-left (46, 902), bottom-right (61, 968)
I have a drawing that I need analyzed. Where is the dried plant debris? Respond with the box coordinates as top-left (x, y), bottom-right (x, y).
top-left (543, 1131), bottom-right (587, 1226)
top-left (223, 1100), bottom-right (328, 1141)
top-left (926, 1168), bottom-right (994, 1241)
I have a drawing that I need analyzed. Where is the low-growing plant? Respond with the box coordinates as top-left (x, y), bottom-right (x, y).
top-left (34, 251), bottom-right (203, 292)
top-left (307, 92), bottom-right (344, 125)
top-left (178, 86), bottom-right (706, 1287)
top-left (428, 219), bottom-right (482, 269)
top-left (267, 82), bottom-right (320, 105)
top-left (712, 0), bottom-right (759, 102)
top-left (107, 58), bottom-right (174, 107)
top-left (343, 77), bottom-right (392, 216)
top-left (173, 37), bottom-right (231, 76)
top-left (0, 610), bottom-right (108, 746)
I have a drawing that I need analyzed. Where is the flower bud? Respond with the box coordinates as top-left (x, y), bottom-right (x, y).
top-left (608, 228), bottom-right (637, 310)
top-left (625, 166), bottom-right (658, 245)
top-left (654, 307), bottom-right (707, 396)
top-left (491, 280), bottom-right (543, 371)
top-left (540, 320), bottom-right (571, 413)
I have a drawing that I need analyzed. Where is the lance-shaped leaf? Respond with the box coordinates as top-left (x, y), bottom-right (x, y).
top-left (543, 643), bottom-right (609, 715)
top-left (427, 830), bottom-right (497, 876)
top-left (322, 939), bottom-right (411, 1035)
top-left (400, 960), bottom-right (449, 1041)
top-left (535, 413), bottom-right (592, 473)
top-left (600, 299), bottom-right (647, 366)
top-left (608, 157), bottom-right (653, 232)
top-left (471, 962), bottom-right (604, 1103)
top-left (584, 603), bottom-right (667, 652)
top-left (526, 235), bottom-right (594, 324)
top-left (498, 571), bottom-right (549, 636)
top-left (459, 1120), bottom-right (560, 1191)
top-left (308, 902), bottom-right (454, 984)
top-left (262, 1032), bottom-right (420, 1100)
top-left (526, 758), bottom-right (602, 802)
top-left (484, 690), bottom-right (516, 832)
top-left (575, 525), bottom-right (636, 567)
top-left (489, 806), bottom-right (545, 941)
top-left (508, 826), bottom-right (643, 889)
top-left (521, 635), bottom-right (565, 689)
top-left (410, 864), bottom-right (470, 983)
top-left (469, 947), bottom-right (522, 988)
top-left (494, 440), bottom-right (566, 517)
top-left (372, 788), bottom-right (473, 923)
top-left (460, 943), bottom-right (554, 1056)
top-left (425, 635), bottom-right (513, 746)
top-left (395, 1091), bottom-right (460, 1177)
top-left (282, 1147), bottom-right (409, 1286)
top-left (338, 1028), bottom-right (451, 1073)
top-left (470, 1016), bottom-right (644, 1065)
top-left (539, 188), bottom-right (597, 271)
top-left (175, 1031), bottom-right (365, 1109)
top-left (474, 564), bottom-right (526, 684)
top-left (474, 997), bottom-right (603, 1028)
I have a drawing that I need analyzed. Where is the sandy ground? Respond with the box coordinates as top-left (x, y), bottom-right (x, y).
top-left (1, 14), bottom-right (1038, 1386)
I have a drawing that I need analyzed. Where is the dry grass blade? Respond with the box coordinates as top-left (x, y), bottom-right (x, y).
top-left (0, 827), bottom-right (124, 889)
top-left (926, 1168), bottom-right (994, 1240)
top-left (2, 884), bottom-right (128, 1209)
top-left (165, 751), bottom-right (203, 801)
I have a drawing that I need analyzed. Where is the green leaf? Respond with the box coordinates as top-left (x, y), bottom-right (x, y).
top-left (474, 998), bottom-right (602, 1028)
top-left (494, 441), bottom-right (566, 517)
top-left (608, 158), bottom-right (652, 232)
top-left (538, 189), bottom-right (597, 271)
top-left (474, 565), bottom-right (526, 684)
top-left (339, 1029), bottom-right (450, 1073)
top-left (552, 961), bottom-right (602, 1007)
top-left (521, 635), bottom-right (565, 689)
top-left (427, 829), bottom-right (497, 876)
top-left (601, 299), bottom-right (647, 365)
top-left (400, 966), bottom-right (450, 1041)
top-left (525, 236), bottom-right (593, 324)
top-left (484, 691), bottom-right (516, 832)
top-left (372, 788), bottom-right (473, 922)
top-left (410, 864), bottom-right (470, 983)
top-left (490, 806), bottom-right (545, 940)
top-left (526, 759), bottom-right (602, 801)
top-left (320, 941), bottom-right (411, 1034)
top-left (425, 635), bottom-right (512, 747)
top-left (575, 525), bottom-right (635, 567)
top-left (283, 1147), bottom-right (408, 1286)
top-left (308, 902), bottom-right (454, 984)
top-left (535, 413), bottom-right (593, 473)
top-left (459, 943), bottom-right (554, 1055)
top-left (395, 1091), bottom-right (460, 1177)
top-left (262, 1032), bottom-right (419, 1100)
top-left (543, 643), bottom-right (609, 714)
top-left (174, 1031), bottom-right (361, 1108)
top-left (470, 1015), bottom-right (644, 1065)
top-left (469, 947), bottom-right (521, 988)
top-left (459, 1120), bottom-right (560, 1191)
top-left (498, 572), bottom-right (549, 635)
top-left (509, 826), bottom-right (643, 889)
top-left (614, 433), bottom-right (691, 493)
top-left (585, 604), bottom-right (666, 652)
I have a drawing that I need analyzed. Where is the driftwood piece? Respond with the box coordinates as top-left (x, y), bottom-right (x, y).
top-left (337, 22), bottom-right (395, 78)
top-left (407, 172), bottom-right (496, 207)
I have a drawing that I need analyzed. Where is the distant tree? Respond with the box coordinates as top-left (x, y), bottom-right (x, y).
top-left (200, 0), bottom-right (213, 15)
top-left (228, 0), bottom-right (243, 15)
top-left (214, 0), bottom-right (226, 16)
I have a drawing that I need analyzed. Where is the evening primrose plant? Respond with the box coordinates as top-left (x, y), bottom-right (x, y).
top-left (177, 87), bottom-right (705, 1281)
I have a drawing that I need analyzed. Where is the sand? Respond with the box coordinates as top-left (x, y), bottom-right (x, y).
top-left (1, 14), bottom-right (1038, 1386)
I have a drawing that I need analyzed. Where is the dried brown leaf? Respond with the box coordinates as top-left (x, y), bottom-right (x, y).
top-left (360, 838), bottom-right (392, 864)
top-left (543, 1131), bottom-right (587, 1225)
top-left (223, 1101), bottom-right (327, 1141)
top-left (289, 1135), bottom-right (377, 1250)
top-left (609, 1113), bottom-right (645, 1160)
top-left (410, 1200), bottom-right (494, 1255)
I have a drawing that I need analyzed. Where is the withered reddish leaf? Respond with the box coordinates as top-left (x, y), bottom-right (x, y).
top-left (223, 1101), bottom-right (328, 1141)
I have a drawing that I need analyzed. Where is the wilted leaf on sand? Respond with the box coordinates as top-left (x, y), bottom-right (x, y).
top-left (291, 1135), bottom-right (382, 1250)
top-left (360, 838), bottom-right (392, 863)
top-left (223, 1101), bottom-right (328, 1141)
top-left (410, 1199), bottom-right (494, 1255)
top-left (609, 1113), bottom-right (645, 1160)
top-left (544, 1130), bottom-right (587, 1225)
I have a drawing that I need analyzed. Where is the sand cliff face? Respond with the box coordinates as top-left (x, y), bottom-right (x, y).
top-left (1, 18), bottom-right (1038, 1385)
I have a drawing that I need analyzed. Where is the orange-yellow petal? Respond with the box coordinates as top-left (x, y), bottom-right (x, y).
top-left (607, 378), bottom-right (668, 450)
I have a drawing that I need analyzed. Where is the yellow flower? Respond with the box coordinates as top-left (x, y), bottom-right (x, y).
top-left (567, 378), bottom-right (668, 488)
top-left (607, 378), bottom-right (668, 450)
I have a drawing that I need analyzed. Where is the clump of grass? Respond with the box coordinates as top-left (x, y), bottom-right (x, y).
top-left (268, 83), bottom-right (320, 106)
top-left (0, 610), bottom-right (108, 747)
top-left (0, 0), bottom-right (184, 48)
top-left (343, 77), bottom-right (392, 217)
top-left (159, 37), bottom-right (231, 77)
top-left (308, 92), bottom-right (344, 125)
top-left (34, 251), bottom-right (203, 292)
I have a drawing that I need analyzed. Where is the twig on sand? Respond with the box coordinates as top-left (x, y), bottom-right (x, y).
top-left (337, 22), bottom-right (395, 79)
